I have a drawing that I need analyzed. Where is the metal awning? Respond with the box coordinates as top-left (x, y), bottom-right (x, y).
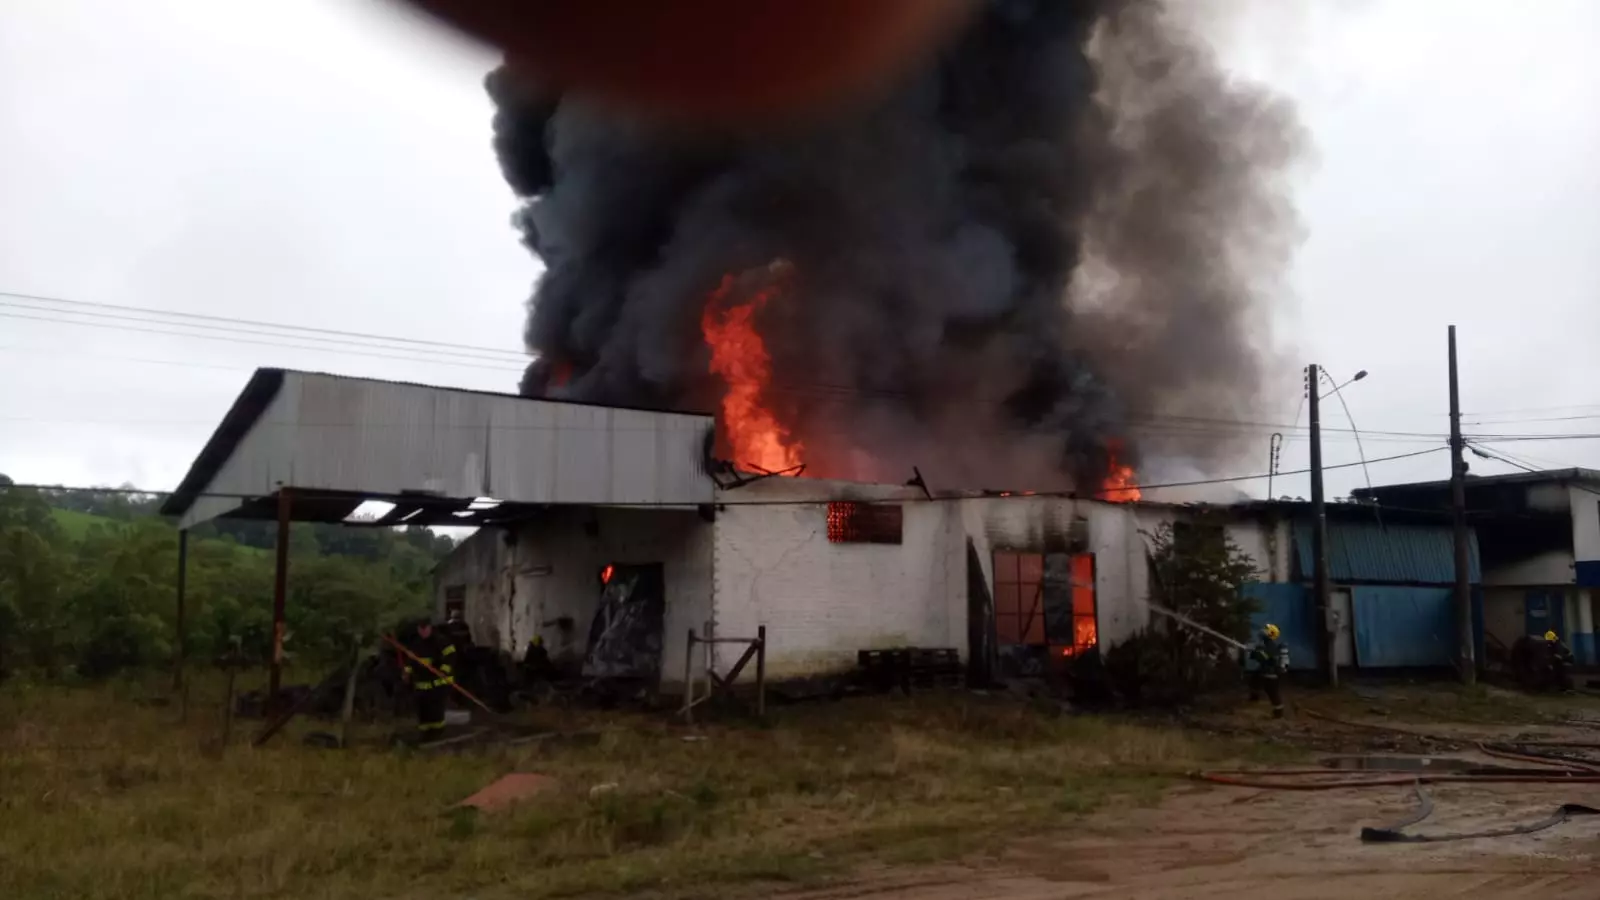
top-left (161, 368), bottom-right (717, 530)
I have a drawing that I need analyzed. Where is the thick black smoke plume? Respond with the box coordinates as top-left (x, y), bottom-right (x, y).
top-left (487, 0), bottom-right (1303, 491)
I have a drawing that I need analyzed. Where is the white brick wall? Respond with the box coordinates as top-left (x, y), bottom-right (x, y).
top-left (958, 497), bottom-right (1151, 649)
top-left (437, 507), bottom-right (712, 689)
top-left (711, 501), bottom-right (965, 677)
top-left (434, 486), bottom-right (1283, 688)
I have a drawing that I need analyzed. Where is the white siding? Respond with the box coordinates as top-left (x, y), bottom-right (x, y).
top-left (1572, 487), bottom-right (1600, 564)
top-left (711, 501), bottom-right (964, 678)
top-left (1222, 517), bottom-right (1289, 583)
top-left (1484, 551), bottom-right (1575, 586)
top-left (433, 528), bottom-right (513, 650)
top-left (436, 508), bottom-right (712, 688)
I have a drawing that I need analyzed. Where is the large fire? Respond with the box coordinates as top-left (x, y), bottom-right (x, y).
top-left (1098, 441), bottom-right (1141, 503)
top-left (701, 273), bottom-right (805, 474)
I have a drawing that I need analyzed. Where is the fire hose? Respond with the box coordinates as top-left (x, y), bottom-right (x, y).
top-left (1194, 707), bottom-right (1600, 841)
top-left (1359, 784), bottom-right (1600, 843)
top-left (1146, 602), bottom-right (1250, 652)
top-left (381, 632), bottom-right (497, 716)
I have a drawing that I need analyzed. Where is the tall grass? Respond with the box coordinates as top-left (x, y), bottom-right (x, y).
top-left (2, 675), bottom-right (1278, 899)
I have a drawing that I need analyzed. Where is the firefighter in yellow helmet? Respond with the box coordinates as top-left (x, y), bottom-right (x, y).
top-left (1247, 623), bottom-right (1287, 718)
top-left (1545, 630), bottom-right (1575, 692)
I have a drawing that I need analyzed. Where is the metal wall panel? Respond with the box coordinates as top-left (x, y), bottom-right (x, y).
top-left (180, 371), bottom-right (714, 527)
top-left (1293, 520), bottom-right (1481, 584)
top-left (1242, 582), bottom-right (1317, 671)
top-left (1350, 586), bottom-right (1454, 668)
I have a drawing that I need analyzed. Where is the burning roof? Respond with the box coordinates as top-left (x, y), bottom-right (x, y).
top-left (487, 0), bottom-right (1302, 498)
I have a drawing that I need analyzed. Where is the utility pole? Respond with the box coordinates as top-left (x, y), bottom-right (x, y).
top-left (1307, 364), bottom-right (1336, 687)
top-left (1448, 326), bottom-right (1476, 684)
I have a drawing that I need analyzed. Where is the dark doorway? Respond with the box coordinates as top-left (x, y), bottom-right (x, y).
top-left (582, 563), bottom-right (666, 680)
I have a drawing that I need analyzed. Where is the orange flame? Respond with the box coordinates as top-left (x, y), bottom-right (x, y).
top-left (548, 361), bottom-right (573, 389)
top-left (600, 564), bottom-right (614, 585)
top-left (701, 273), bottom-right (804, 473)
top-left (1073, 617), bottom-right (1098, 653)
top-left (1098, 441), bottom-right (1141, 503)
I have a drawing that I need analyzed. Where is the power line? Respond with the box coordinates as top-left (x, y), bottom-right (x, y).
top-left (0, 344), bottom-right (254, 374)
top-left (0, 289), bottom-right (1468, 436)
top-left (0, 311), bottom-right (526, 374)
top-left (0, 290), bottom-right (527, 359)
top-left (0, 300), bottom-right (525, 365)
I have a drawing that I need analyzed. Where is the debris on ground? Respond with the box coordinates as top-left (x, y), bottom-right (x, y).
top-left (455, 773), bottom-right (557, 813)
top-left (302, 731), bottom-right (342, 749)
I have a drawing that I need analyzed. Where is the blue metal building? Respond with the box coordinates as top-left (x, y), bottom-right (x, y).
top-left (1355, 469), bottom-right (1600, 667)
top-left (1238, 503), bottom-right (1481, 672)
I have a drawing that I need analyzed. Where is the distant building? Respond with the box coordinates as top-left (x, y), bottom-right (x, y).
top-left (1356, 469), bottom-right (1600, 666)
top-left (1227, 501), bottom-right (1481, 672)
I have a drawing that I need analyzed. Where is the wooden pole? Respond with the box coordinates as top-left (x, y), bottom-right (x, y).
top-left (221, 662), bottom-right (237, 751)
top-left (1308, 364), bottom-right (1337, 687)
top-left (269, 489), bottom-right (292, 711)
top-left (682, 629), bottom-right (696, 724)
top-left (1448, 326), bottom-right (1476, 684)
top-left (755, 625), bottom-right (766, 720)
top-left (174, 529), bottom-right (190, 722)
top-left (339, 637), bottom-right (363, 748)
top-left (173, 529), bottom-right (188, 695)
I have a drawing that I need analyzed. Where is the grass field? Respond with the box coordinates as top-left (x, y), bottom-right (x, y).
top-left (49, 507), bottom-right (115, 539)
top-left (0, 676), bottom-right (1296, 900)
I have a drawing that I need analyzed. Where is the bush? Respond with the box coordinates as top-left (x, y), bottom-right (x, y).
top-left (1107, 521), bottom-right (1259, 707)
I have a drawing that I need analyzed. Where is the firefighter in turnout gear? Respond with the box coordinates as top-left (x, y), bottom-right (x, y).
top-left (1546, 630), bottom-right (1575, 692)
top-left (402, 620), bottom-right (457, 735)
top-left (1247, 623), bottom-right (1287, 719)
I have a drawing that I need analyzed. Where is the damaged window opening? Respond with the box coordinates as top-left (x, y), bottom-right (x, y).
top-left (827, 502), bottom-right (902, 544)
top-left (993, 550), bottom-right (1097, 656)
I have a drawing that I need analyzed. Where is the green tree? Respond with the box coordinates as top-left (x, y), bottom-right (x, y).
top-left (1, 476), bottom-right (451, 679)
top-left (0, 477), bottom-right (72, 673)
top-left (1105, 520), bottom-right (1261, 706)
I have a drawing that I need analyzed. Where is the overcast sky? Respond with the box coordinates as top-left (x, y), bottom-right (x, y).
top-left (2, 0), bottom-right (1598, 502)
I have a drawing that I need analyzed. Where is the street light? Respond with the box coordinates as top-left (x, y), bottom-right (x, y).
top-left (1306, 364), bottom-right (1371, 689)
top-left (1320, 368), bottom-right (1372, 492)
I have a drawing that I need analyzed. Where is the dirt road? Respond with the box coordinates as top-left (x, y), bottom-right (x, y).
top-left (788, 779), bottom-right (1600, 899)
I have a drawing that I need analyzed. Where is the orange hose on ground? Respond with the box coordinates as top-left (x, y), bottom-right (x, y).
top-left (1195, 771), bottom-right (1600, 790)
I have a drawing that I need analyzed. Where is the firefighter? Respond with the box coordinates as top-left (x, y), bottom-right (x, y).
top-left (1546, 630), bottom-right (1575, 692)
top-left (440, 607), bottom-right (476, 695)
top-left (1247, 623), bottom-right (1287, 719)
top-left (521, 634), bottom-right (557, 685)
top-left (401, 619), bottom-right (456, 736)
top-left (441, 607), bottom-right (473, 654)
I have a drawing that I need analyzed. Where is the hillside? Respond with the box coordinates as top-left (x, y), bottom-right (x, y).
top-left (50, 507), bottom-right (114, 540)
top-left (2, 479), bottom-right (455, 674)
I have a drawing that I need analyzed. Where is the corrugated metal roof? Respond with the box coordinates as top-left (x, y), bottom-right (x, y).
top-left (1354, 468), bottom-right (1600, 498)
top-left (1292, 520), bottom-right (1481, 584)
top-left (167, 369), bottom-right (718, 529)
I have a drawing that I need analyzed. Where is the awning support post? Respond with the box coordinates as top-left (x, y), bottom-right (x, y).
top-left (173, 528), bottom-right (189, 717)
top-left (269, 488), bottom-right (292, 711)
